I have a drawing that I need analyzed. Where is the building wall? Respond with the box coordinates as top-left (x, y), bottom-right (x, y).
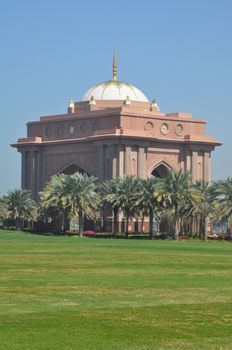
top-left (16, 99), bottom-right (219, 203)
top-left (20, 139), bottom-right (213, 202)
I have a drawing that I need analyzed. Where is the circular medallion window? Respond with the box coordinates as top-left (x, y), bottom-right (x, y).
top-left (175, 124), bottom-right (183, 136)
top-left (69, 125), bottom-right (75, 135)
top-left (144, 121), bottom-right (153, 133)
top-left (160, 123), bottom-right (169, 135)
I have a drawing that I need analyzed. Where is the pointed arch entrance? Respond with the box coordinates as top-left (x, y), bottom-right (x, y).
top-left (59, 163), bottom-right (89, 176)
top-left (58, 163), bottom-right (95, 232)
top-left (151, 162), bottom-right (171, 178)
top-left (150, 162), bottom-right (174, 235)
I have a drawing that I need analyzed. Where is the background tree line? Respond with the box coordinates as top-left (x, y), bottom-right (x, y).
top-left (0, 170), bottom-right (232, 240)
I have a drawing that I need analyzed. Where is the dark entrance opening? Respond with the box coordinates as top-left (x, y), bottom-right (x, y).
top-left (60, 164), bottom-right (88, 176)
top-left (151, 163), bottom-right (171, 236)
top-left (59, 164), bottom-right (94, 233)
top-left (151, 163), bottom-right (170, 178)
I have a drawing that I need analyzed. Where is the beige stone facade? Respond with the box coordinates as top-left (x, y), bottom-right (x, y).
top-left (12, 98), bottom-right (220, 202)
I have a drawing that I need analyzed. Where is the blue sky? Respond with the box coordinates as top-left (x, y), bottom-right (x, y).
top-left (0, 0), bottom-right (231, 194)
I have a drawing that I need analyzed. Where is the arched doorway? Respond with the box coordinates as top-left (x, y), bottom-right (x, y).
top-left (151, 162), bottom-right (172, 235)
top-left (60, 163), bottom-right (89, 176)
top-left (58, 163), bottom-right (95, 232)
top-left (151, 163), bottom-right (171, 178)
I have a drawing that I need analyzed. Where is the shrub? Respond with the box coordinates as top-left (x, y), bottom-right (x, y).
top-left (179, 235), bottom-right (190, 240)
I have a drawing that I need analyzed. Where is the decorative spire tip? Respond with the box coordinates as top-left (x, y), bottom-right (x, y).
top-left (112, 48), bottom-right (118, 81)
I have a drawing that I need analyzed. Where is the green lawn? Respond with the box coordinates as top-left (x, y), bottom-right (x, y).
top-left (0, 231), bottom-right (232, 350)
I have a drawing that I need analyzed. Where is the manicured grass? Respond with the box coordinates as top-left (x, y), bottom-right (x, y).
top-left (0, 230), bottom-right (232, 350)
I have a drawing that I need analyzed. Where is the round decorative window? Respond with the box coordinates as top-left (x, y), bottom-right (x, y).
top-left (160, 123), bottom-right (169, 135)
top-left (69, 125), bottom-right (75, 135)
top-left (144, 121), bottom-right (153, 133)
top-left (175, 124), bottom-right (183, 136)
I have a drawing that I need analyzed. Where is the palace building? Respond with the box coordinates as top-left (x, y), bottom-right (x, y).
top-left (12, 50), bottom-right (221, 205)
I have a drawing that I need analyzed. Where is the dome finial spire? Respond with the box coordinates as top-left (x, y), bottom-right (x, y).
top-left (112, 48), bottom-right (118, 81)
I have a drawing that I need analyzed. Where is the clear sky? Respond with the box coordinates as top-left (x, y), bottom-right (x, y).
top-left (0, 0), bottom-right (231, 194)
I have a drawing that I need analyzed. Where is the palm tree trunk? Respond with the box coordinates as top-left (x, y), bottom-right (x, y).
top-left (198, 216), bottom-right (202, 238)
top-left (102, 213), bottom-right (107, 232)
top-left (204, 217), bottom-right (208, 242)
top-left (194, 217), bottom-right (198, 237)
top-left (189, 217), bottom-right (192, 237)
top-left (157, 219), bottom-right (160, 234)
top-left (149, 209), bottom-right (154, 240)
top-left (16, 218), bottom-right (22, 231)
top-left (113, 207), bottom-right (118, 237)
top-left (141, 216), bottom-right (144, 233)
top-left (189, 217), bottom-right (192, 236)
top-left (125, 214), bottom-right (129, 239)
top-left (174, 204), bottom-right (179, 240)
top-left (79, 210), bottom-right (84, 238)
top-left (229, 219), bottom-right (232, 240)
top-left (174, 219), bottom-right (179, 240)
top-left (193, 217), bottom-right (196, 237)
top-left (199, 215), bottom-right (204, 239)
top-left (197, 216), bottom-right (201, 237)
top-left (62, 210), bottom-right (67, 235)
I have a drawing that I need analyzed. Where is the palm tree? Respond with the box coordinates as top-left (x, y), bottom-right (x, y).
top-left (136, 176), bottom-right (163, 239)
top-left (62, 172), bottom-right (99, 237)
top-left (115, 175), bottom-right (141, 238)
top-left (0, 196), bottom-right (8, 221)
top-left (193, 180), bottom-right (216, 241)
top-left (213, 177), bottom-right (232, 238)
top-left (187, 180), bottom-right (216, 241)
top-left (99, 178), bottom-right (121, 236)
top-left (40, 174), bottom-right (69, 234)
top-left (158, 170), bottom-right (192, 240)
top-left (6, 189), bottom-right (37, 230)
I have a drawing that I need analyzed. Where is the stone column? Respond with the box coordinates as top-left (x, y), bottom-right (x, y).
top-left (35, 150), bottom-right (44, 194)
top-left (97, 144), bottom-right (104, 182)
top-left (26, 151), bottom-right (33, 191)
top-left (185, 150), bottom-right (191, 172)
top-left (191, 151), bottom-right (198, 183)
top-left (21, 151), bottom-right (27, 189)
top-left (125, 146), bottom-right (131, 175)
top-left (112, 146), bottom-right (117, 180)
top-left (32, 150), bottom-right (38, 201)
top-left (30, 149), bottom-right (43, 201)
top-left (208, 153), bottom-right (211, 184)
top-left (117, 145), bottom-right (124, 177)
top-left (203, 151), bottom-right (210, 183)
top-left (179, 147), bottom-right (185, 171)
top-left (38, 150), bottom-right (44, 192)
top-left (138, 147), bottom-right (146, 178)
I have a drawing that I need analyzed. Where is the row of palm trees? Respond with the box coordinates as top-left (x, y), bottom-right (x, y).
top-left (0, 170), bottom-right (232, 240)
